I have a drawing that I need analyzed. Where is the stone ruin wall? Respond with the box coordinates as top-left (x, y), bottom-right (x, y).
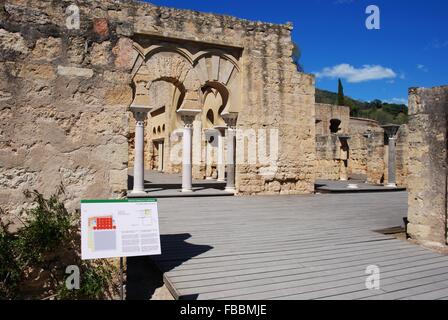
top-left (314, 103), bottom-right (350, 180)
top-left (0, 0), bottom-right (135, 216)
top-left (315, 134), bottom-right (340, 180)
top-left (0, 0), bottom-right (316, 218)
top-left (315, 103), bottom-right (350, 136)
top-left (315, 106), bottom-right (409, 187)
top-left (347, 118), bottom-right (384, 184)
top-left (407, 86), bottom-right (448, 248)
top-left (314, 104), bottom-right (389, 185)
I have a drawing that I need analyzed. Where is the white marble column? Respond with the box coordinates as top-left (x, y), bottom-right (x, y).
top-left (158, 141), bottom-right (164, 172)
top-left (204, 138), bottom-right (212, 179)
top-left (178, 109), bottom-right (200, 192)
top-left (217, 133), bottom-right (225, 182)
top-left (381, 125), bottom-right (400, 188)
top-left (387, 137), bottom-right (397, 187)
top-left (130, 109), bottom-right (148, 196)
top-left (215, 126), bottom-right (227, 182)
top-left (204, 129), bottom-right (217, 180)
top-left (222, 113), bottom-right (238, 193)
top-left (181, 117), bottom-right (194, 192)
top-left (226, 127), bottom-right (236, 192)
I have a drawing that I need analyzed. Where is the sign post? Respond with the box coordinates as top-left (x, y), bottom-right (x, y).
top-left (80, 198), bottom-right (161, 300)
top-left (120, 257), bottom-right (124, 300)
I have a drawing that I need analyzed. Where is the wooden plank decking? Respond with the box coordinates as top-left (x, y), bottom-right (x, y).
top-left (151, 192), bottom-right (448, 300)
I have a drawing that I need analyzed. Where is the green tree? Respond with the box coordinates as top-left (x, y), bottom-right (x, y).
top-left (292, 42), bottom-right (304, 72)
top-left (370, 99), bottom-right (383, 109)
top-left (337, 79), bottom-right (345, 106)
top-left (395, 112), bottom-right (408, 124)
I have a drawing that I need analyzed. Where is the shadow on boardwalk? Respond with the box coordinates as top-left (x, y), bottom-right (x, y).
top-left (126, 233), bottom-right (212, 300)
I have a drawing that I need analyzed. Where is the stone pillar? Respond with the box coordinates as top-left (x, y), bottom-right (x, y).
top-left (407, 86), bottom-right (448, 247)
top-left (387, 137), bottom-right (397, 187)
top-left (382, 125), bottom-right (400, 188)
top-left (337, 135), bottom-right (350, 181)
top-left (339, 160), bottom-right (348, 181)
top-left (130, 108), bottom-right (149, 196)
top-left (217, 133), bottom-right (225, 182)
top-left (204, 129), bottom-right (216, 180)
top-left (181, 118), bottom-right (193, 192)
top-left (205, 139), bottom-right (213, 180)
top-left (158, 141), bottom-right (164, 172)
top-left (222, 113), bottom-right (238, 193)
top-left (214, 126), bottom-right (227, 182)
top-left (178, 109), bottom-right (201, 193)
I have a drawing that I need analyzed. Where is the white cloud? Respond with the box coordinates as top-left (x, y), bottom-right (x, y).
top-left (417, 64), bottom-right (429, 72)
top-left (314, 63), bottom-right (397, 83)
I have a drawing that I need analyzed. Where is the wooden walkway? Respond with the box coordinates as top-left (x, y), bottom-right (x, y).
top-left (152, 192), bottom-right (448, 300)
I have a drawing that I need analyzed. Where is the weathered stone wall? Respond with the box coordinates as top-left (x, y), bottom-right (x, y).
top-left (407, 86), bottom-right (448, 248)
top-left (0, 0), bottom-right (316, 218)
top-left (347, 118), bottom-right (385, 183)
top-left (315, 103), bottom-right (350, 136)
top-left (315, 135), bottom-right (341, 180)
top-left (314, 103), bottom-right (350, 180)
top-left (0, 0), bottom-right (136, 217)
top-left (314, 107), bottom-right (387, 184)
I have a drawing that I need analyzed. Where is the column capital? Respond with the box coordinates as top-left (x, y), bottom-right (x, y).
top-left (178, 109), bottom-right (201, 127)
top-left (381, 124), bottom-right (401, 140)
top-left (181, 115), bottom-right (195, 128)
top-left (222, 112), bottom-right (238, 129)
top-left (130, 105), bottom-right (151, 122)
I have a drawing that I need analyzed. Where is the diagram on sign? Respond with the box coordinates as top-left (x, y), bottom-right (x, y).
top-left (81, 199), bottom-right (161, 260)
top-left (87, 215), bottom-right (117, 252)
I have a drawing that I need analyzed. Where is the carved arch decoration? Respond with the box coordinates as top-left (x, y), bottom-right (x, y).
top-left (130, 42), bottom-right (242, 115)
top-left (131, 43), bottom-right (202, 111)
top-left (193, 50), bottom-right (241, 115)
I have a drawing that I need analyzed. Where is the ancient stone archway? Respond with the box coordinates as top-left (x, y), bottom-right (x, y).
top-left (129, 40), bottom-right (242, 182)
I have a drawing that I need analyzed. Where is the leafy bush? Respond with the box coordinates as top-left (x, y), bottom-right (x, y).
top-left (0, 188), bottom-right (119, 300)
top-left (58, 260), bottom-right (115, 300)
top-left (0, 219), bottom-right (22, 299)
top-left (17, 189), bottom-right (73, 265)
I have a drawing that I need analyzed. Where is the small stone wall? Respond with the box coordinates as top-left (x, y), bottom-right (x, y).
top-left (348, 118), bottom-right (385, 184)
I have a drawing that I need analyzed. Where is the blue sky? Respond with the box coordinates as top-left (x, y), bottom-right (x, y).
top-left (147, 0), bottom-right (448, 105)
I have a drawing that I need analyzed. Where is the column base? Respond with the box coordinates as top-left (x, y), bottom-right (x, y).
top-left (128, 190), bottom-right (148, 197)
top-left (217, 178), bottom-right (226, 182)
top-left (386, 183), bottom-right (397, 188)
top-left (225, 187), bottom-right (236, 193)
top-left (181, 188), bottom-right (193, 193)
